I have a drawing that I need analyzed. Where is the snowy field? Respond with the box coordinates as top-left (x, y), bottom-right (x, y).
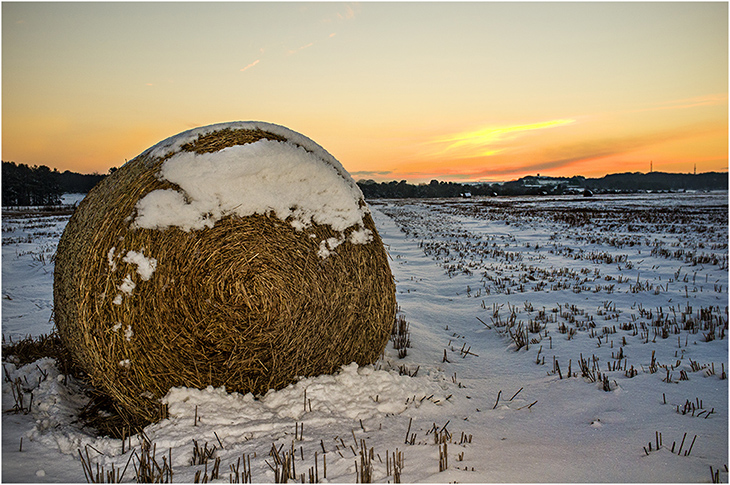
top-left (2, 192), bottom-right (728, 483)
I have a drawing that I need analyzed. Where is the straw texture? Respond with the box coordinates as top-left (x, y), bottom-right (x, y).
top-left (53, 126), bottom-right (395, 424)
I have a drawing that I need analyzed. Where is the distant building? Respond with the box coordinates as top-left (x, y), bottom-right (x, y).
top-left (521, 175), bottom-right (576, 188)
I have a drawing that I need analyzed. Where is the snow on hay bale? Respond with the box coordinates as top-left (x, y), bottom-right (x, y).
top-left (53, 122), bottom-right (396, 424)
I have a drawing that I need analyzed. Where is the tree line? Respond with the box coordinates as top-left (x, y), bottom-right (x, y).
top-left (357, 172), bottom-right (728, 199)
top-left (586, 171), bottom-right (728, 192)
top-left (2, 161), bottom-right (107, 206)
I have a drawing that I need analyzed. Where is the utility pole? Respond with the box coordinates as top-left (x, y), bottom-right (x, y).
top-left (650, 160), bottom-right (653, 173)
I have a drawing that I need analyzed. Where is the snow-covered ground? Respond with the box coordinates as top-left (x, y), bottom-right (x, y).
top-left (2, 192), bottom-right (728, 482)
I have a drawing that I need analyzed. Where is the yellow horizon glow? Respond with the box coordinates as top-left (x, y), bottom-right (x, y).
top-left (421, 119), bottom-right (576, 160)
top-left (434, 119), bottom-right (575, 151)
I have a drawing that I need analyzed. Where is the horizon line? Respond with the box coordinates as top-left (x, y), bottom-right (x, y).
top-left (354, 169), bottom-right (730, 185)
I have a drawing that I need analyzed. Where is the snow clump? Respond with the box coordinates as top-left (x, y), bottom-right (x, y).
top-left (107, 247), bottom-right (116, 271)
top-left (122, 250), bottom-right (157, 281)
top-left (118, 275), bottom-right (136, 295)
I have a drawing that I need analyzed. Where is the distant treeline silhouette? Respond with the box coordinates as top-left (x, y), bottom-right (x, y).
top-left (1, 160), bottom-right (727, 206)
top-left (585, 171), bottom-right (728, 192)
top-left (358, 172), bottom-right (728, 198)
top-left (2, 161), bottom-right (107, 206)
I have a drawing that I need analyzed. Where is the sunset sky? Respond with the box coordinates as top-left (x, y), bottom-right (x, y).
top-left (3, 2), bottom-right (727, 183)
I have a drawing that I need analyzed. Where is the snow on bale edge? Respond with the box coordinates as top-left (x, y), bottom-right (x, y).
top-left (53, 122), bottom-right (396, 426)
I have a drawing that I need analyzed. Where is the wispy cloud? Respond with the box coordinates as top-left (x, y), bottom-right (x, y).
top-left (337, 4), bottom-right (358, 21)
top-left (630, 94), bottom-right (728, 113)
top-left (240, 59), bottom-right (260, 72)
top-left (534, 123), bottom-right (718, 170)
top-left (425, 119), bottom-right (576, 158)
top-left (323, 3), bottom-right (360, 23)
top-left (352, 170), bottom-right (393, 176)
top-left (287, 42), bottom-right (314, 56)
top-left (351, 170), bottom-right (393, 179)
top-left (285, 28), bottom-right (340, 57)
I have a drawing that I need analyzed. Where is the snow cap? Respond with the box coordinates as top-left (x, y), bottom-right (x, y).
top-left (133, 121), bottom-right (371, 239)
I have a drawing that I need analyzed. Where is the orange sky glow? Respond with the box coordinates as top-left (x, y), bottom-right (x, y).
top-left (2, 2), bottom-right (727, 183)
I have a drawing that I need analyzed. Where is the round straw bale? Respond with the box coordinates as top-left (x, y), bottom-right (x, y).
top-left (53, 122), bottom-right (396, 424)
